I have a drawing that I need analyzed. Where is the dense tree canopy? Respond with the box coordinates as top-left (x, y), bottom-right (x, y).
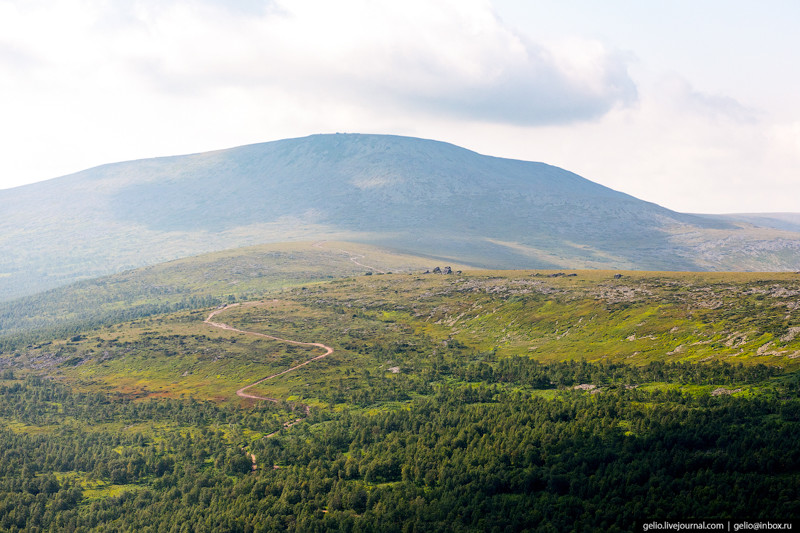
top-left (0, 364), bottom-right (798, 532)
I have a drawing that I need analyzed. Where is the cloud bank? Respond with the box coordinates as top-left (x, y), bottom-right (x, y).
top-left (0, 0), bottom-right (797, 214)
top-left (111, 0), bottom-right (637, 125)
top-left (1, 0), bottom-right (637, 124)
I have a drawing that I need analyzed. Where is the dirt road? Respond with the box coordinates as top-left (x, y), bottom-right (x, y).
top-left (204, 303), bottom-right (334, 402)
top-left (312, 241), bottom-right (387, 274)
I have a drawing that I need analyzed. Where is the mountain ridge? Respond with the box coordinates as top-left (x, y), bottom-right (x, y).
top-left (2, 133), bottom-right (799, 301)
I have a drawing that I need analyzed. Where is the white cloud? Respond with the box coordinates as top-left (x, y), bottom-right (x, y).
top-left (473, 74), bottom-right (800, 214)
top-left (654, 74), bottom-right (760, 124)
top-left (0, 0), bottom-right (639, 189)
top-left (103, 0), bottom-right (637, 123)
top-left (0, 0), bottom-right (797, 216)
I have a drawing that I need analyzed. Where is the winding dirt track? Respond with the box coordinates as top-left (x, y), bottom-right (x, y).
top-left (312, 241), bottom-right (387, 274)
top-left (204, 303), bottom-right (334, 402)
top-left (202, 246), bottom-right (379, 457)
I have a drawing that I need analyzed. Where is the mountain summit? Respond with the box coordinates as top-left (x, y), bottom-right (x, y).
top-left (1, 133), bottom-right (799, 300)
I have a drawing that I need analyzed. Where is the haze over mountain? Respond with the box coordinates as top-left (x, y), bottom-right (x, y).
top-left (2, 133), bottom-right (799, 301)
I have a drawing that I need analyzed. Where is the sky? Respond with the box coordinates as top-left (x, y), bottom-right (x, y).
top-left (0, 0), bottom-right (798, 214)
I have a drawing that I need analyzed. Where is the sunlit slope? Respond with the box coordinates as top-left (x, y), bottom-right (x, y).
top-left (2, 133), bottom-right (799, 300)
top-left (11, 269), bottom-right (799, 404)
top-left (0, 241), bottom-right (459, 344)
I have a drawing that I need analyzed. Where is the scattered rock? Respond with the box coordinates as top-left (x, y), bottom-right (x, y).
top-left (781, 326), bottom-right (800, 342)
top-left (724, 333), bottom-right (748, 348)
top-left (711, 387), bottom-right (742, 396)
top-left (573, 383), bottom-right (596, 391)
top-left (756, 342), bottom-right (776, 355)
top-left (592, 284), bottom-right (652, 303)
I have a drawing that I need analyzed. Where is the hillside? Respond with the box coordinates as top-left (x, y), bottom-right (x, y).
top-left (13, 268), bottom-right (799, 400)
top-left (0, 241), bottom-right (457, 347)
top-left (2, 133), bottom-right (800, 301)
top-left (714, 212), bottom-right (800, 233)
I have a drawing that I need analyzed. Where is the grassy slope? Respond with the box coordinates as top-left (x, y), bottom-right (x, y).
top-left (9, 269), bottom-right (799, 406)
top-left (0, 241), bottom-right (468, 343)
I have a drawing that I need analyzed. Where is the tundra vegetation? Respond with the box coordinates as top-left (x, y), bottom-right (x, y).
top-left (1, 265), bottom-right (799, 531)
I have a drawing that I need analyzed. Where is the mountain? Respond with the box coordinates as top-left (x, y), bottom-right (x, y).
top-left (712, 213), bottom-right (800, 233)
top-left (2, 133), bottom-right (800, 301)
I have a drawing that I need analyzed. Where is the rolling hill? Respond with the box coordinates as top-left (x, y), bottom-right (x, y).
top-left (2, 133), bottom-right (799, 301)
top-left (0, 241), bottom-right (463, 346)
